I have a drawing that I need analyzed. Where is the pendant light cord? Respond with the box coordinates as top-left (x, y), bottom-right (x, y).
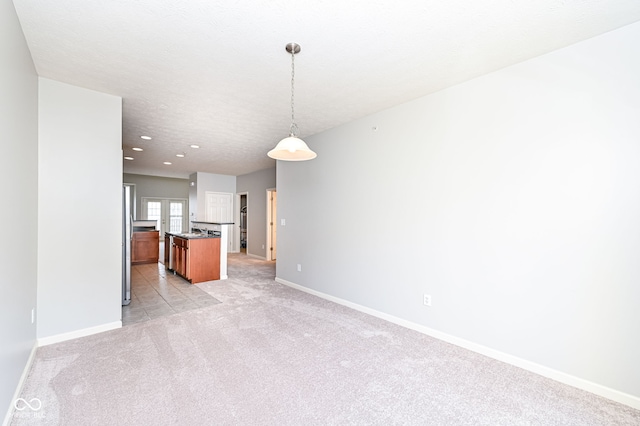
top-left (267, 42), bottom-right (316, 161)
top-left (290, 48), bottom-right (298, 137)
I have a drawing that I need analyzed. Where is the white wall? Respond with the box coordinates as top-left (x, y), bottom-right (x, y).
top-left (276, 21), bottom-right (640, 402)
top-left (37, 78), bottom-right (122, 339)
top-left (188, 172), bottom-right (237, 252)
top-left (0, 1), bottom-right (38, 421)
top-left (237, 168), bottom-right (276, 258)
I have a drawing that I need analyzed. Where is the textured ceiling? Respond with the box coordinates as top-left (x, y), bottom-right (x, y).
top-left (12, 0), bottom-right (640, 178)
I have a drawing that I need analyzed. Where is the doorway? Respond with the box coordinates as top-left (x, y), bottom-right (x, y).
top-left (141, 198), bottom-right (188, 235)
top-left (239, 193), bottom-right (247, 253)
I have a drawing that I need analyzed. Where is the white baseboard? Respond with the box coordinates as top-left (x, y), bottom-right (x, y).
top-left (247, 253), bottom-right (267, 260)
top-left (37, 321), bottom-right (122, 347)
top-left (275, 277), bottom-right (640, 411)
top-left (3, 343), bottom-right (37, 426)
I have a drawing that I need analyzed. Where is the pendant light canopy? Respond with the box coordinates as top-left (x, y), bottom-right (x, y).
top-left (268, 43), bottom-right (317, 161)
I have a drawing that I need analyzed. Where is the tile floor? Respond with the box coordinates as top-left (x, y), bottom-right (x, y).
top-left (122, 261), bottom-right (222, 326)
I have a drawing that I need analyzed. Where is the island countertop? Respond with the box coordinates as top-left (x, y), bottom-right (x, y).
top-left (191, 221), bottom-right (235, 225)
top-left (166, 232), bottom-right (220, 240)
top-left (169, 222), bottom-right (231, 280)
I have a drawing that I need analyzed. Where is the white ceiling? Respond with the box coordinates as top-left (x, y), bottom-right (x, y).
top-left (13, 0), bottom-right (640, 178)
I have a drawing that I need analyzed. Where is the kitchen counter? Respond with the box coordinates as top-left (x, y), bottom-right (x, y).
top-left (166, 232), bottom-right (220, 239)
top-left (165, 232), bottom-right (220, 283)
top-left (184, 221), bottom-right (233, 280)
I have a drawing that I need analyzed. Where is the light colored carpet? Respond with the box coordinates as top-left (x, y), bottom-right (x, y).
top-left (11, 254), bottom-right (640, 425)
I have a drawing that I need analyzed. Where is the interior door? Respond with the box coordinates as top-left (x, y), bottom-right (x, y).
top-left (205, 192), bottom-right (234, 253)
top-left (205, 192), bottom-right (233, 222)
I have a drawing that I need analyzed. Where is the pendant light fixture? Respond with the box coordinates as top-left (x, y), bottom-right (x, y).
top-left (268, 43), bottom-right (317, 161)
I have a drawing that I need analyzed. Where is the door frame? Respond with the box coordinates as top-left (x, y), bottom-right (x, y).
top-left (266, 188), bottom-right (277, 261)
top-left (234, 192), bottom-right (248, 254)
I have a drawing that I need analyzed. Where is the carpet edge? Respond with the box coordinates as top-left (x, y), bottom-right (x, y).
top-left (2, 343), bottom-right (37, 426)
top-left (275, 276), bottom-right (640, 411)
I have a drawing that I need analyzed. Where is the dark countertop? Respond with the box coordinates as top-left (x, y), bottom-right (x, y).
top-left (165, 232), bottom-right (220, 239)
top-left (191, 221), bottom-right (235, 225)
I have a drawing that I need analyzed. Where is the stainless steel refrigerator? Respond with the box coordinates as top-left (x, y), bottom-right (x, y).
top-left (122, 185), bottom-right (132, 306)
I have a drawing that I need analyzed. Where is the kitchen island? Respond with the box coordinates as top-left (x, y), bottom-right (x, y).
top-left (165, 221), bottom-right (233, 283)
top-left (165, 232), bottom-right (220, 284)
top-left (191, 221), bottom-right (234, 280)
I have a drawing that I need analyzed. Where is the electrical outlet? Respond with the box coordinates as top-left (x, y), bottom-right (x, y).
top-left (281, 219), bottom-right (286, 226)
top-left (262, 244), bottom-right (265, 249)
top-left (31, 308), bottom-right (35, 324)
top-left (423, 294), bottom-right (432, 306)
top-left (297, 264), bottom-right (302, 272)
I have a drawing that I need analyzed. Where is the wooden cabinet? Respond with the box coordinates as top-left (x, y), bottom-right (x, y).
top-left (171, 236), bottom-right (220, 284)
top-left (173, 236), bottom-right (188, 278)
top-left (132, 231), bottom-right (159, 264)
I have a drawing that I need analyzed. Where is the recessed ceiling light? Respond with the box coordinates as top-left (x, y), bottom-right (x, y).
top-left (176, 153), bottom-right (185, 158)
top-left (132, 147), bottom-right (143, 151)
top-left (163, 162), bottom-right (172, 165)
top-left (140, 136), bottom-right (152, 140)
top-left (190, 144), bottom-right (200, 149)
top-left (124, 156), bottom-right (134, 160)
